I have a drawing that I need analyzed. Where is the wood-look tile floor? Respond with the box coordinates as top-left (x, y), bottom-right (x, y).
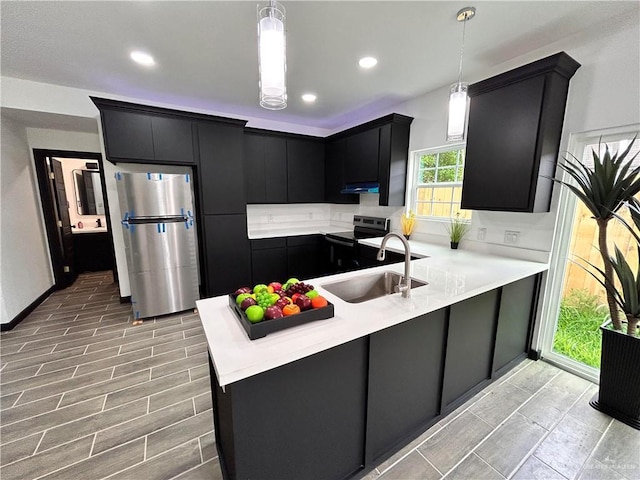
top-left (1, 272), bottom-right (638, 480)
top-left (0, 272), bottom-right (221, 480)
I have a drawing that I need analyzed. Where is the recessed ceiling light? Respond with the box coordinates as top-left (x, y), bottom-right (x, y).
top-left (130, 50), bottom-right (155, 67)
top-left (302, 93), bottom-right (317, 103)
top-left (359, 56), bottom-right (378, 69)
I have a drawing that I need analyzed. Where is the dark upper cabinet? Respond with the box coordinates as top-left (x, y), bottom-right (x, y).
top-left (198, 122), bottom-right (246, 215)
top-left (151, 116), bottom-right (194, 163)
top-left (345, 128), bottom-right (380, 183)
top-left (100, 109), bottom-right (155, 161)
top-left (327, 114), bottom-right (413, 207)
top-left (378, 121), bottom-right (412, 207)
top-left (203, 214), bottom-right (251, 296)
top-left (244, 132), bottom-right (287, 204)
top-left (287, 138), bottom-right (325, 203)
top-left (325, 139), bottom-right (358, 204)
top-left (461, 52), bottom-right (580, 212)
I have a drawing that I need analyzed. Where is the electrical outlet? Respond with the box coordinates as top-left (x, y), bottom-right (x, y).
top-left (504, 230), bottom-right (520, 244)
top-left (477, 228), bottom-right (486, 241)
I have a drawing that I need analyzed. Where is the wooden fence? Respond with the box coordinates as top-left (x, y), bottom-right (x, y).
top-left (562, 200), bottom-right (638, 302)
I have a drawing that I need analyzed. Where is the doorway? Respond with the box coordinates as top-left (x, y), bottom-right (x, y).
top-left (32, 149), bottom-right (117, 289)
top-left (538, 126), bottom-right (640, 382)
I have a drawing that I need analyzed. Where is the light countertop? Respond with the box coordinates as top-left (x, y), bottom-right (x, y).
top-left (197, 240), bottom-right (548, 387)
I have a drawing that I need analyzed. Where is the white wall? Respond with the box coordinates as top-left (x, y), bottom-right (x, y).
top-left (0, 116), bottom-right (54, 323)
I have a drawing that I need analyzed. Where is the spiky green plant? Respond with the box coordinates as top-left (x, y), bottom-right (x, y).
top-left (555, 137), bottom-right (640, 331)
top-left (445, 214), bottom-right (470, 243)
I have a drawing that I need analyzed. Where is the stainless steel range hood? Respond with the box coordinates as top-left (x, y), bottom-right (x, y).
top-left (340, 182), bottom-right (380, 194)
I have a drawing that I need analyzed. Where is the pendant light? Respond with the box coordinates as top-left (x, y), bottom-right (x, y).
top-left (258, 1), bottom-right (287, 110)
top-left (447, 6), bottom-right (475, 142)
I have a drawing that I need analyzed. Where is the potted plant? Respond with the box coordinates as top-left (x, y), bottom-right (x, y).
top-left (400, 209), bottom-right (416, 240)
top-left (445, 213), bottom-right (470, 249)
top-left (555, 138), bottom-right (640, 429)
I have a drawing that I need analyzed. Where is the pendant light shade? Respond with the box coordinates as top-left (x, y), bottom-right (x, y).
top-left (258, 1), bottom-right (287, 110)
top-left (447, 6), bottom-right (475, 142)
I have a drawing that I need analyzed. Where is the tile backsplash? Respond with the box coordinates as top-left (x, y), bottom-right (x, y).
top-left (247, 195), bottom-right (404, 235)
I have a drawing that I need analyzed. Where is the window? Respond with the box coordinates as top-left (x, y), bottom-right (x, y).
top-left (409, 144), bottom-right (471, 219)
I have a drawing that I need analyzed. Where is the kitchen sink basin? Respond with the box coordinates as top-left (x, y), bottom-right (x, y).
top-left (322, 271), bottom-right (427, 304)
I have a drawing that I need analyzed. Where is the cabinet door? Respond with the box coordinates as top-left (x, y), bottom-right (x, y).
top-left (101, 109), bottom-right (154, 161)
top-left (287, 235), bottom-right (323, 279)
top-left (441, 289), bottom-right (499, 410)
top-left (251, 238), bottom-right (288, 284)
top-left (325, 139), bottom-right (358, 204)
top-left (366, 309), bottom-right (446, 464)
top-left (461, 76), bottom-right (545, 212)
top-left (151, 116), bottom-right (195, 163)
top-left (244, 133), bottom-right (267, 204)
top-left (493, 275), bottom-right (538, 374)
top-left (265, 136), bottom-right (288, 203)
top-left (203, 214), bottom-right (251, 296)
top-left (287, 138), bottom-right (325, 203)
top-left (345, 128), bottom-right (380, 183)
top-left (198, 122), bottom-right (246, 215)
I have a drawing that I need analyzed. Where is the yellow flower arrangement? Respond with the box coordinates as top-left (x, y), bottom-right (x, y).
top-left (400, 210), bottom-right (416, 237)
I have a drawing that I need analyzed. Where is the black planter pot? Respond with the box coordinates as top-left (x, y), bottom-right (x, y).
top-left (450, 241), bottom-right (459, 249)
top-left (590, 320), bottom-right (640, 430)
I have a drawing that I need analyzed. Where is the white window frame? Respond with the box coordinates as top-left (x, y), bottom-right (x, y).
top-left (407, 143), bottom-right (468, 220)
top-left (534, 124), bottom-right (640, 383)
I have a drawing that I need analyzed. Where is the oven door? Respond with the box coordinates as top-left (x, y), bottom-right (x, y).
top-left (325, 236), bottom-right (361, 273)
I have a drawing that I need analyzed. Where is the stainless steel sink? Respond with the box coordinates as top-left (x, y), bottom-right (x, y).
top-left (322, 271), bottom-right (428, 303)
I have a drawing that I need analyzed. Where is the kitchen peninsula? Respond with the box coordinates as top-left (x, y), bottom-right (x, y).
top-left (197, 245), bottom-right (548, 480)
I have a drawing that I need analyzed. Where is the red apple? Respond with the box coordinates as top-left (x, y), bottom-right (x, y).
top-left (240, 297), bottom-right (257, 310)
top-left (275, 297), bottom-right (290, 310)
top-left (264, 305), bottom-right (284, 320)
top-left (295, 294), bottom-right (312, 311)
top-left (268, 282), bottom-right (282, 292)
top-left (233, 287), bottom-right (252, 298)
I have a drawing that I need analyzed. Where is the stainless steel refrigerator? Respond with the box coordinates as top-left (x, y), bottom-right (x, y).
top-left (116, 172), bottom-right (200, 319)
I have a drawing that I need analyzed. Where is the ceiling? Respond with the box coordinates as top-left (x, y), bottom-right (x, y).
top-left (2, 1), bottom-right (639, 131)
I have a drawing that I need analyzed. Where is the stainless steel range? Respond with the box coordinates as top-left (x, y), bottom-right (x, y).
top-left (325, 215), bottom-right (389, 273)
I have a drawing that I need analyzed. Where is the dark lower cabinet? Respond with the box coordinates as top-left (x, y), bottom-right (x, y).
top-left (441, 289), bottom-right (500, 410)
top-left (366, 310), bottom-right (446, 464)
top-left (212, 338), bottom-right (368, 480)
top-left (198, 122), bottom-right (246, 215)
top-left (72, 232), bottom-right (115, 273)
top-left (250, 238), bottom-right (287, 284)
top-left (493, 276), bottom-right (538, 374)
top-left (287, 234), bottom-right (325, 280)
top-left (203, 214), bottom-right (251, 296)
top-left (208, 274), bottom-right (540, 480)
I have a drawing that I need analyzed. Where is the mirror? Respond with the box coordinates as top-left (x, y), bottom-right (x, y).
top-left (73, 169), bottom-right (105, 215)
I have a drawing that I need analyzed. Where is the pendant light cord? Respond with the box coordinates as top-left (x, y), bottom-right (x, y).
top-left (457, 15), bottom-right (468, 85)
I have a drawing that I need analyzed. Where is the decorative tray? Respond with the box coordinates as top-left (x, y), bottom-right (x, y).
top-left (227, 295), bottom-right (334, 340)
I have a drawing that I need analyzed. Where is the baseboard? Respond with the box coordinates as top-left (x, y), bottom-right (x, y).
top-left (1, 285), bottom-right (57, 331)
top-left (528, 349), bottom-right (542, 361)
top-left (120, 296), bottom-right (131, 304)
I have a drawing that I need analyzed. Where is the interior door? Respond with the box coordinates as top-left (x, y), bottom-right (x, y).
top-left (51, 158), bottom-right (76, 286)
